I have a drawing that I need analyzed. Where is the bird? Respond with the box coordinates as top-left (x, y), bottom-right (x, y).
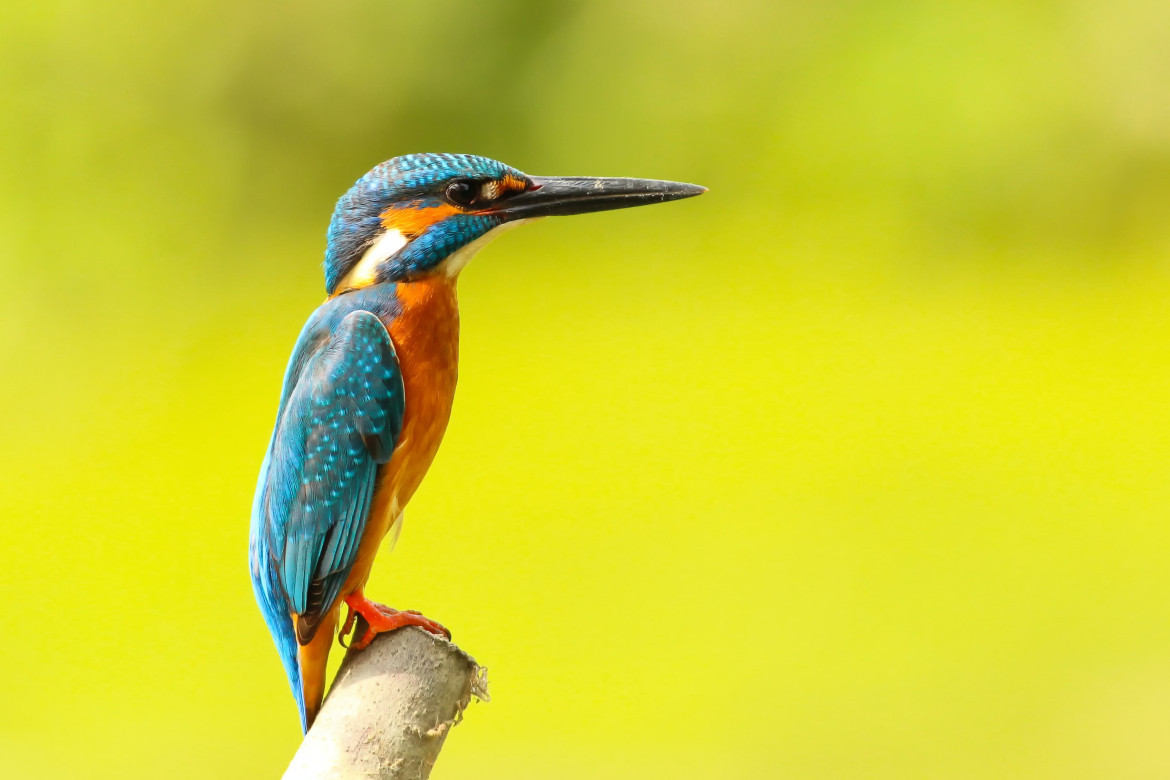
top-left (248, 153), bottom-right (705, 732)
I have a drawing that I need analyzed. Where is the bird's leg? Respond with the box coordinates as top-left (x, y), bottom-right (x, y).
top-left (340, 589), bottom-right (451, 651)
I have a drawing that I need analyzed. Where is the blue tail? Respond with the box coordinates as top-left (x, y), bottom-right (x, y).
top-left (251, 556), bottom-right (308, 731)
top-left (250, 448), bottom-right (309, 732)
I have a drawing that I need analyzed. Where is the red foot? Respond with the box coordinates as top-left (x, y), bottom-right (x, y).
top-left (338, 590), bottom-right (451, 650)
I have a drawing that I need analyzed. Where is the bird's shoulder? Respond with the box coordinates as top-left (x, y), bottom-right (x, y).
top-left (274, 284), bottom-right (401, 407)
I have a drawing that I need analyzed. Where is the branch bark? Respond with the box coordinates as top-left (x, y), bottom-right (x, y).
top-left (283, 621), bottom-right (489, 779)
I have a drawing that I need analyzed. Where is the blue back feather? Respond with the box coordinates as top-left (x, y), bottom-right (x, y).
top-left (249, 285), bottom-right (405, 731)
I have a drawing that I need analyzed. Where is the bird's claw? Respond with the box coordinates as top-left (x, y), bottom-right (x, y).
top-left (337, 590), bottom-right (451, 650)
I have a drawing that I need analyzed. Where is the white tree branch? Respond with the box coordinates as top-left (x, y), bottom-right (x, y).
top-left (283, 623), bottom-right (488, 779)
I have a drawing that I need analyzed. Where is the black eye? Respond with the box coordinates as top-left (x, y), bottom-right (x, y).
top-left (445, 180), bottom-right (479, 207)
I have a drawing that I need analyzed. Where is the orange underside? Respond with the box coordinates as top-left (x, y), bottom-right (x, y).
top-left (299, 273), bottom-right (460, 726)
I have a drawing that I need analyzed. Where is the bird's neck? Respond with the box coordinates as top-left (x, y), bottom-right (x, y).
top-left (434, 218), bottom-right (531, 277)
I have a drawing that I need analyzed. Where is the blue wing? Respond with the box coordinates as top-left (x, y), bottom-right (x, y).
top-left (249, 306), bottom-right (404, 727)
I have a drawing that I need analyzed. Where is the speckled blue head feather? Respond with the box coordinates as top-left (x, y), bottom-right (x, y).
top-left (323, 153), bottom-right (527, 294)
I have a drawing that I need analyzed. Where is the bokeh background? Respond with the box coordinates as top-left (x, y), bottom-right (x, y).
top-left (3, 1), bottom-right (1170, 777)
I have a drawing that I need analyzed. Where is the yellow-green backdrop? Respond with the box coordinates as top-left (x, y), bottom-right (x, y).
top-left (3, 2), bottom-right (1170, 778)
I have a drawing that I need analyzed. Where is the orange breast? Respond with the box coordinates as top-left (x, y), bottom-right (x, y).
top-left (340, 274), bottom-right (460, 594)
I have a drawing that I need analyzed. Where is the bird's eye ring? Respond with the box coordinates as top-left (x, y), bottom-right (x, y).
top-left (445, 180), bottom-right (479, 207)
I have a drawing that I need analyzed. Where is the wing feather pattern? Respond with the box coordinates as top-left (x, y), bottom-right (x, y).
top-left (259, 310), bottom-right (404, 645)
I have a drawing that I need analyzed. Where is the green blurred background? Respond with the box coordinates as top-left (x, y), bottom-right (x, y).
top-left (3, 1), bottom-right (1170, 777)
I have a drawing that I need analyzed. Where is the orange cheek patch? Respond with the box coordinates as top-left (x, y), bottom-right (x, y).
top-left (381, 203), bottom-right (460, 240)
top-left (501, 174), bottom-right (531, 193)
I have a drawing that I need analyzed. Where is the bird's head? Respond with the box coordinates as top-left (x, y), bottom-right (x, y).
top-left (323, 153), bottom-right (705, 295)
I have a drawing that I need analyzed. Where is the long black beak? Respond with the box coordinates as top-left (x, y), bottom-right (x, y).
top-left (488, 176), bottom-right (706, 219)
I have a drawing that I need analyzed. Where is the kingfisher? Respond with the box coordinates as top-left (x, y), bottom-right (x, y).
top-left (248, 153), bottom-right (704, 731)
